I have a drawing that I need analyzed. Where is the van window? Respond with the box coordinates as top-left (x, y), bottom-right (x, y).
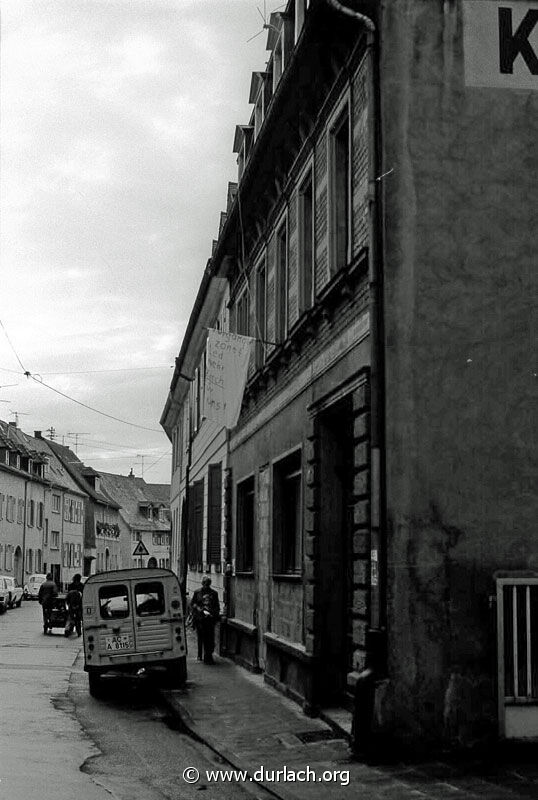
top-left (99, 585), bottom-right (129, 619)
top-left (135, 582), bottom-right (165, 616)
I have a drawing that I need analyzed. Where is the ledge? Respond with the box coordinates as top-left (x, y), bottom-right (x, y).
top-left (263, 632), bottom-right (315, 664)
top-left (272, 573), bottom-right (302, 583)
top-left (224, 617), bottom-right (257, 637)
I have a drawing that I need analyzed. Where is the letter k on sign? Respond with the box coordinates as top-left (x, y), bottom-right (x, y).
top-left (499, 6), bottom-right (538, 74)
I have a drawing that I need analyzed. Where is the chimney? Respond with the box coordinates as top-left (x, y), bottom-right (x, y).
top-left (34, 431), bottom-right (43, 439)
top-left (8, 421), bottom-right (16, 428)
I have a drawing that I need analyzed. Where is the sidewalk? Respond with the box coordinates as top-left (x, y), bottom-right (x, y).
top-left (160, 631), bottom-right (538, 800)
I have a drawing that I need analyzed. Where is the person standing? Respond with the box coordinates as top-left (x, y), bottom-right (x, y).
top-left (190, 577), bottom-right (220, 664)
top-left (38, 573), bottom-right (58, 635)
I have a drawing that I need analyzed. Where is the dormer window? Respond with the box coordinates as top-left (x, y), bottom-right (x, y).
top-left (249, 72), bottom-right (268, 140)
top-left (233, 125), bottom-right (254, 182)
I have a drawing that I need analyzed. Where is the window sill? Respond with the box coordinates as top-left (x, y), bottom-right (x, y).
top-left (235, 570), bottom-right (255, 578)
top-left (263, 632), bottom-right (314, 663)
top-left (272, 573), bottom-right (302, 582)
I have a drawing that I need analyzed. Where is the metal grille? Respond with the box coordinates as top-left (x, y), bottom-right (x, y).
top-left (499, 580), bottom-right (538, 702)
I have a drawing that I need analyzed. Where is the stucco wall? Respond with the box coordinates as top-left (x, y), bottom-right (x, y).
top-left (380, 0), bottom-right (537, 747)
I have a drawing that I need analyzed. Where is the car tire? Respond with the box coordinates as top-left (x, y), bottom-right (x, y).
top-left (16, 597), bottom-right (22, 608)
top-left (88, 671), bottom-right (104, 698)
top-left (0, 604), bottom-right (6, 615)
top-left (165, 657), bottom-right (187, 688)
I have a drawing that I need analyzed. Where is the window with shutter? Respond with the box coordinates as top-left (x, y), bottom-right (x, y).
top-left (207, 464), bottom-right (222, 565)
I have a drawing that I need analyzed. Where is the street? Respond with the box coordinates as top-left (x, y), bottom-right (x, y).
top-left (0, 602), bottom-right (264, 800)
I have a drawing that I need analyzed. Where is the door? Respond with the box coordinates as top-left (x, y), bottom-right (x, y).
top-left (96, 582), bottom-right (136, 657)
top-left (497, 577), bottom-right (538, 739)
top-left (132, 579), bottom-right (173, 654)
top-left (317, 397), bottom-right (354, 703)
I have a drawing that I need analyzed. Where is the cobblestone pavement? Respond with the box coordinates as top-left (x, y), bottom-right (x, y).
top-left (160, 631), bottom-right (538, 800)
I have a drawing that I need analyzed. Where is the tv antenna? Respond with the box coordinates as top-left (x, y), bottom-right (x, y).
top-left (247, 1), bottom-right (285, 42)
top-left (136, 454), bottom-right (146, 478)
top-left (67, 432), bottom-right (89, 454)
top-left (10, 410), bottom-right (29, 426)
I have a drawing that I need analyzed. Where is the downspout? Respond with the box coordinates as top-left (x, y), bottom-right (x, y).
top-left (22, 480), bottom-right (28, 586)
top-left (323, 0), bottom-right (387, 749)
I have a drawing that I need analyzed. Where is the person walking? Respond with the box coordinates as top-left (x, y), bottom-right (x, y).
top-left (65, 574), bottom-right (84, 636)
top-left (190, 577), bottom-right (220, 664)
top-left (38, 573), bottom-right (58, 635)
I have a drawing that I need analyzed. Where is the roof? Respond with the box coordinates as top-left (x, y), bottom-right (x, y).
top-left (47, 441), bottom-right (120, 508)
top-left (98, 471), bottom-right (170, 532)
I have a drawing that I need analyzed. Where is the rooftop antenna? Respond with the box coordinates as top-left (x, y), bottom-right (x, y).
top-left (67, 432), bottom-right (88, 454)
top-left (136, 454), bottom-right (146, 478)
top-left (46, 426), bottom-right (56, 440)
top-left (247, 1), bottom-right (284, 42)
top-left (10, 410), bottom-right (29, 427)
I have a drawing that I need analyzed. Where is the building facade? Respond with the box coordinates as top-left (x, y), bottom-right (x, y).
top-left (162, 0), bottom-right (536, 750)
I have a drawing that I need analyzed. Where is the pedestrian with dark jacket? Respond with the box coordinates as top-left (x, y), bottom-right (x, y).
top-left (38, 573), bottom-right (58, 635)
top-left (190, 577), bottom-right (220, 664)
top-left (65, 574), bottom-right (84, 636)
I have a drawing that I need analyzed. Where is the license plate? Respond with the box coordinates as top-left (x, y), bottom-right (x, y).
top-left (105, 634), bottom-right (133, 652)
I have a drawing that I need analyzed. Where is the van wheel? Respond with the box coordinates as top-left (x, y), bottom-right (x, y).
top-left (88, 671), bottom-right (104, 698)
top-left (165, 657), bottom-right (187, 688)
top-left (16, 598), bottom-right (22, 608)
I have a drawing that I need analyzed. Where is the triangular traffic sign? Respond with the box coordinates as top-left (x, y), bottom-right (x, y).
top-left (132, 540), bottom-right (150, 556)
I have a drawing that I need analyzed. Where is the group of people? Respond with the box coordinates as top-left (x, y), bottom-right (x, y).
top-left (38, 572), bottom-right (84, 636)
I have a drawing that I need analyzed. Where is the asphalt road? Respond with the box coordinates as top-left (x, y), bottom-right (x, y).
top-left (0, 601), bottom-right (262, 800)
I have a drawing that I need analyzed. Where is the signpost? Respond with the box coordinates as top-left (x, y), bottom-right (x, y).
top-left (132, 539), bottom-right (149, 568)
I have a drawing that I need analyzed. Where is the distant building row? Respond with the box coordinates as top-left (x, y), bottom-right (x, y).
top-left (0, 421), bottom-right (171, 588)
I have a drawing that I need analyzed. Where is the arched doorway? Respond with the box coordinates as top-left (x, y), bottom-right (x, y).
top-left (14, 546), bottom-right (22, 585)
top-left (148, 557), bottom-right (157, 569)
top-left (105, 548), bottom-right (110, 571)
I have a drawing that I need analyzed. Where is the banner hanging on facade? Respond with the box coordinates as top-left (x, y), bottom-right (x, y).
top-left (203, 329), bottom-right (255, 429)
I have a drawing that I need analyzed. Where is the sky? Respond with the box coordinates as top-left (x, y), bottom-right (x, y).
top-left (0, 0), bottom-right (278, 483)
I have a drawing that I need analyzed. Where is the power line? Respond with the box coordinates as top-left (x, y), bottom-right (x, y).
top-left (40, 366), bottom-right (173, 376)
top-left (29, 374), bottom-right (164, 433)
top-left (0, 319), bottom-right (27, 373)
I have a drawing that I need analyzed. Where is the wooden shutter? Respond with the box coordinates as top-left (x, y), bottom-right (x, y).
top-left (206, 464), bottom-right (222, 565)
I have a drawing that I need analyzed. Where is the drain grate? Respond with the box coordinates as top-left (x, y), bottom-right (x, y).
top-left (295, 729), bottom-right (343, 743)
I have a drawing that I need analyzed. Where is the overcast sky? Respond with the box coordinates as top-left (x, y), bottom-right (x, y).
top-left (0, 0), bottom-right (276, 483)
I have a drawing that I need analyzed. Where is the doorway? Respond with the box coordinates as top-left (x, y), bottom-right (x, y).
top-left (316, 396), bottom-right (354, 704)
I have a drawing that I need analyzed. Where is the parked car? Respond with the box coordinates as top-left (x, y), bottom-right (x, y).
top-left (0, 576), bottom-right (24, 608)
top-left (24, 573), bottom-right (47, 600)
top-left (0, 578), bottom-right (10, 614)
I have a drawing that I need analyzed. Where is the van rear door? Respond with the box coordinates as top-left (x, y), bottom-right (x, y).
top-left (132, 579), bottom-right (173, 654)
top-left (95, 582), bottom-right (136, 656)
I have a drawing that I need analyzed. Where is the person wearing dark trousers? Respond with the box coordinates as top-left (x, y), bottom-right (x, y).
top-left (38, 573), bottom-right (58, 634)
top-left (190, 577), bottom-right (220, 664)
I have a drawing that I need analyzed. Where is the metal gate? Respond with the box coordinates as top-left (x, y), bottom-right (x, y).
top-left (496, 576), bottom-right (538, 739)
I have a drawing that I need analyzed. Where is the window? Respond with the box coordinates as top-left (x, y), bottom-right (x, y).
top-left (17, 499), bottom-right (24, 524)
top-left (275, 219), bottom-right (288, 342)
top-left (135, 582), bottom-right (165, 616)
top-left (329, 105), bottom-right (351, 273)
top-left (99, 585), bottom-right (129, 619)
top-left (27, 549), bottom-right (33, 573)
top-left (207, 463), bottom-right (222, 565)
top-left (255, 256), bottom-right (267, 367)
top-left (235, 286), bottom-right (250, 337)
top-left (6, 495), bottom-right (14, 522)
top-left (37, 502), bottom-right (44, 529)
top-left (52, 494), bottom-right (61, 513)
top-left (51, 531), bottom-right (60, 550)
top-left (237, 476), bottom-right (255, 573)
top-left (0, 493), bottom-right (3, 519)
top-left (44, 519), bottom-right (49, 546)
top-left (298, 167), bottom-right (314, 313)
top-left (28, 499), bottom-right (35, 527)
top-left (273, 450), bottom-right (302, 575)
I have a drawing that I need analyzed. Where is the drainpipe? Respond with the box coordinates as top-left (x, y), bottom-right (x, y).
top-left (22, 481), bottom-right (28, 586)
top-left (323, 0), bottom-right (387, 753)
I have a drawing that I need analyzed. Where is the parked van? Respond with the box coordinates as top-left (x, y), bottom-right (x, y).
top-left (82, 568), bottom-right (186, 696)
